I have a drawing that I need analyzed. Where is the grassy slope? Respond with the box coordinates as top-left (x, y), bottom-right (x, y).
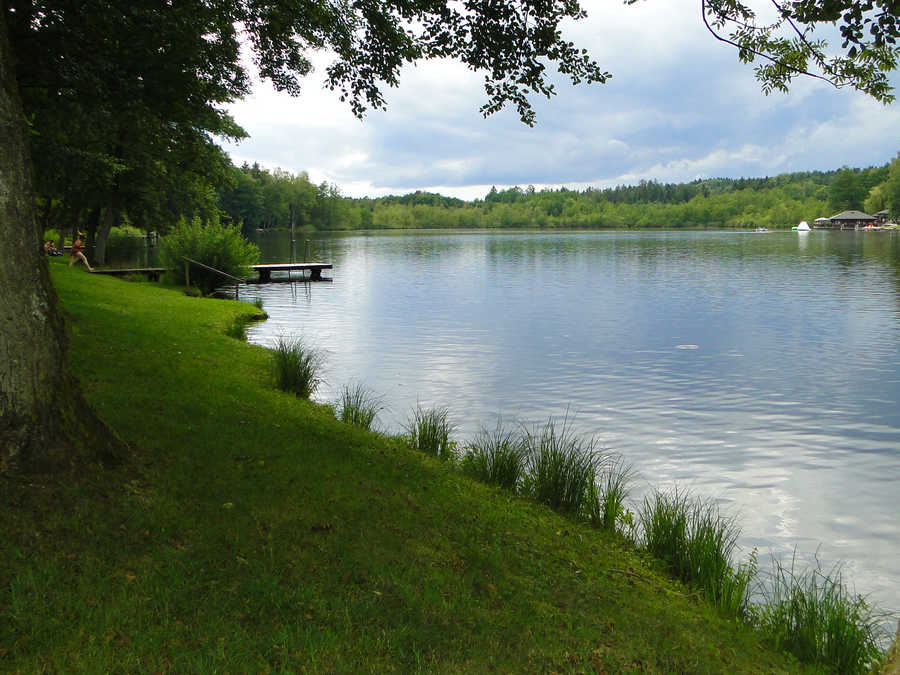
top-left (0, 263), bottom-right (817, 673)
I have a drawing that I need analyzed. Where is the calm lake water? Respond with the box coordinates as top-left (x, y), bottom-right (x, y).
top-left (242, 229), bottom-right (900, 620)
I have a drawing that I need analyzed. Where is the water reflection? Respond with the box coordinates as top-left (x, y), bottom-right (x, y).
top-left (245, 229), bottom-right (900, 619)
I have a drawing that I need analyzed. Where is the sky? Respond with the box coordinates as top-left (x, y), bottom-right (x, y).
top-left (221, 0), bottom-right (900, 200)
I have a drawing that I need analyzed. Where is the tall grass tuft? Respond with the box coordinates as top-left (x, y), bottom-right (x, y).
top-left (755, 554), bottom-right (885, 673)
top-left (640, 488), bottom-right (753, 617)
top-left (271, 336), bottom-right (323, 399)
top-left (225, 316), bottom-right (248, 341)
top-left (587, 454), bottom-right (635, 536)
top-left (521, 417), bottom-right (606, 516)
top-left (404, 406), bottom-right (456, 460)
top-left (337, 383), bottom-right (384, 431)
top-left (461, 419), bottom-right (527, 490)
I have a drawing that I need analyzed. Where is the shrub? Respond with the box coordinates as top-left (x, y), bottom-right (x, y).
top-left (404, 406), bottom-right (456, 460)
top-left (107, 225), bottom-right (148, 260)
top-left (337, 383), bottom-right (383, 430)
top-left (160, 215), bottom-right (259, 295)
top-left (755, 555), bottom-right (885, 673)
top-left (521, 417), bottom-right (606, 516)
top-left (271, 336), bottom-right (323, 399)
top-left (462, 419), bottom-right (526, 490)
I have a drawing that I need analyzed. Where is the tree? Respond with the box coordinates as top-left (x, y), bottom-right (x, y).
top-left (8, 0), bottom-right (248, 264)
top-left (864, 182), bottom-right (888, 214)
top-left (698, 0), bottom-right (900, 102)
top-left (884, 153), bottom-right (900, 217)
top-left (0, 0), bottom-right (611, 468)
top-left (829, 167), bottom-right (865, 212)
top-left (4, 1), bottom-right (900, 468)
top-left (0, 10), bottom-right (122, 468)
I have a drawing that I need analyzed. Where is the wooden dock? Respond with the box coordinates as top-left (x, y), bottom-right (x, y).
top-left (251, 262), bottom-right (332, 282)
top-left (91, 267), bottom-right (167, 281)
top-left (89, 262), bottom-right (333, 284)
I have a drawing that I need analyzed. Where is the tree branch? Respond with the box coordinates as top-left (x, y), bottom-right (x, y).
top-left (700, 0), bottom-right (839, 88)
top-left (770, 0), bottom-right (834, 77)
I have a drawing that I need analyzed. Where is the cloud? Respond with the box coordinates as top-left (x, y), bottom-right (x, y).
top-left (221, 0), bottom-right (900, 199)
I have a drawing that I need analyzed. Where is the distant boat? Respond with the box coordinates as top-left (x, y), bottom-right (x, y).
top-left (754, 227), bottom-right (769, 233)
top-left (792, 221), bottom-right (811, 232)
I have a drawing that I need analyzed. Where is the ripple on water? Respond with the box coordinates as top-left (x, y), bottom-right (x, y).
top-left (244, 230), bottom-right (900, 618)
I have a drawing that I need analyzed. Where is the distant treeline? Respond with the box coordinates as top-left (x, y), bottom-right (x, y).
top-left (217, 160), bottom-right (898, 232)
top-left (39, 151), bottom-right (900, 250)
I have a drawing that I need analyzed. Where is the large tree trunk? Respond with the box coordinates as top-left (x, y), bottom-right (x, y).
top-left (93, 188), bottom-right (121, 267)
top-left (1, 13), bottom-right (122, 471)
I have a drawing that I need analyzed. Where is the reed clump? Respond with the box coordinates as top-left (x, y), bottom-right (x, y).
top-left (225, 315), bottom-right (248, 341)
top-left (754, 555), bottom-right (886, 674)
top-left (587, 454), bottom-right (635, 537)
top-left (520, 417), bottom-right (606, 516)
top-left (271, 336), bottom-right (323, 399)
top-left (337, 383), bottom-right (384, 431)
top-left (461, 420), bottom-right (526, 490)
top-left (639, 488), bottom-right (753, 617)
top-left (404, 406), bottom-right (457, 460)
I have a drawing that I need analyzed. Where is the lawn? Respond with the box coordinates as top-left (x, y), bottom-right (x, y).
top-left (0, 262), bottom-right (816, 672)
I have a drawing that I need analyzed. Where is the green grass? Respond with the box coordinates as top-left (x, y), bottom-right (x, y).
top-left (271, 335), bottom-right (323, 399)
top-left (403, 406), bottom-right (457, 460)
top-left (755, 555), bottom-right (886, 674)
top-left (461, 419), bottom-right (526, 490)
top-left (521, 417), bottom-right (605, 517)
top-left (0, 261), bottom-right (821, 672)
top-left (336, 382), bottom-right (383, 431)
top-left (587, 454), bottom-right (636, 537)
top-left (639, 488), bottom-right (755, 618)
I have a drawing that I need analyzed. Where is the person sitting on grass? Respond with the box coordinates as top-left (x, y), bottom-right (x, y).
top-left (44, 240), bottom-right (62, 256)
top-left (68, 233), bottom-right (93, 271)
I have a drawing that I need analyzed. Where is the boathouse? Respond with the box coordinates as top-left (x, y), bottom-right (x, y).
top-left (828, 210), bottom-right (877, 230)
top-left (875, 209), bottom-right (891, 224)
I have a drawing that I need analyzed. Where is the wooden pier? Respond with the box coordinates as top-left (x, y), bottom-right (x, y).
top-left (90, 262), bottom-right (333, 284)
top-left (91, 267), bottom-right (167, 281)
top-left (251, 262), bottom-right (332, 282)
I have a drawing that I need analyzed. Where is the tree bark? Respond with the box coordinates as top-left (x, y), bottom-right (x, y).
top-left (93, 188), bottom-right (121, 267)
top-left (1, 13), bottom-right (122, 471)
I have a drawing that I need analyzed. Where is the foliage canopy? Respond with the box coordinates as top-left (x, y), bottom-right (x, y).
top-left (159, 216), bottom-right (260, 295)
top-left (696, 0), bottom-right (900, 102)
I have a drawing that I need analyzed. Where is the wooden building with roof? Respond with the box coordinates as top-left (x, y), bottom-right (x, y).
top-left (827, 210), bottom-right (877, 230)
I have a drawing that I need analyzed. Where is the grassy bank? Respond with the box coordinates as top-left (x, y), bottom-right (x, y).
top-left (0, 263), bottom-right (819, 672)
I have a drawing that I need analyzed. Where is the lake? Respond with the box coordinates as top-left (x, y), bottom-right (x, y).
top-left (242, 228), bottom-right (900, 621)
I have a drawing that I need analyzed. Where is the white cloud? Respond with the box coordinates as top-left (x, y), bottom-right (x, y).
top-left (221, 0), bottom-right (900, 199)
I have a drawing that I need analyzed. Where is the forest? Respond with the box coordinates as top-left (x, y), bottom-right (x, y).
top-left (39, 157), bottom-right (900, 246)
top-left (210, 157), bottom-right (898, 232)
top-left (41, 154), bottom-right (899, 244)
